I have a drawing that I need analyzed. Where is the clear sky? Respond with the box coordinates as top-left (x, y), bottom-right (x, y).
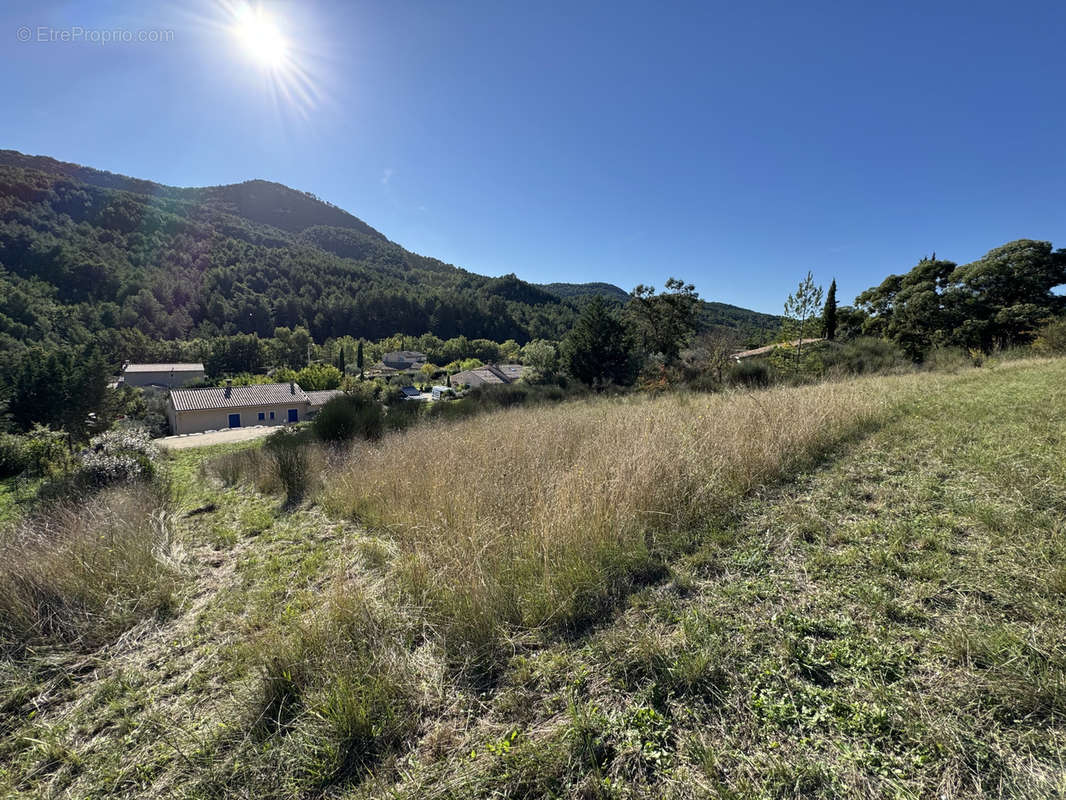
top-left (3, 0), bottom-right (1065, 314)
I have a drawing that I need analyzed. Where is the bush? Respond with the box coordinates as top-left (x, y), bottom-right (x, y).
top-left (0, 433), bottom-right (29, 479)
top-left (727, 360), bottom-right (772, 388)
top-left (384, 399), bottom-right (422, 432)
top-left (923, 346), bottom-right (973, 372)
top-left (22, 425), bottom-right (70, 477)
top-left (266, 428), bottom-right (312, 506)
top-left (1033, 318), bottom-right (1066, 354)
top-left (821, 337), bottom-right (910, 376)
top-left (312, 395), bottom-right (384, 444)
top-left (76, 427), bottom-right (160, 489)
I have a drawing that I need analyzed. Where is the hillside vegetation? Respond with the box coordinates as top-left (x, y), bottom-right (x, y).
top-left (0, 150), bottom-right (780, 360)
top-left (2, 359), bottom-right (1064, 798)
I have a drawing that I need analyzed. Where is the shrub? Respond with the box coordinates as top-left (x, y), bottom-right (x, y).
top-left (0, 433), bottom-right (29, 479)
top-left (266, 428), bottom-right (312, 506)
top-left (312, 395), bottom-right (384, 444)
top-left (821, 337), bottom-right (910, 376)
top-left (726, 359), bottom-right (772, 388)
top-left (384, 399), bottom-right (422, 432)
top-left (923, 346), bottom-right (973, 372)
top-left (22, 425), bottom-right (70, 477)
top-left (1033, 318), bottom-right (1066, 354)
top-left (76, 427), bottom-right (160, 489)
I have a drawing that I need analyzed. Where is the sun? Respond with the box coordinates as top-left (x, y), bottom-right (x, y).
top-left (232, 3), bottom-right (288, 68)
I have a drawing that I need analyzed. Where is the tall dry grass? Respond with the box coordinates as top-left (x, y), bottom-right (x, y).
top-left (323, 378), bottom-right (907, 672)
top-left (0, 485), bottom-right (179, 652)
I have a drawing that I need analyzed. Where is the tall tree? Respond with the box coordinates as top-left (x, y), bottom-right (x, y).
top-left (783, 271), bottom-right (824, 361)
top-left (823, 278), bottom-right (838, 340)
top-left (337, 346), bottom-right (346, 375)
top-left (855, 240), bottom-right (1066, 356)
top-left (628, 278), bottom-right (700, 363)
top-left (855, 256), bottom-right (957, 359)
top-left (560, 296), bottom-right (638, 387)
top-left (356, 340), bottom-right (365, 380)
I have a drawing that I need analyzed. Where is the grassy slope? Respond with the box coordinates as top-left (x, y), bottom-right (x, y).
top-left (1, 360), bottom-right (1065, 798)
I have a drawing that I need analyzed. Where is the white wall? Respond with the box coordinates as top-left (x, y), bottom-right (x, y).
top-left (168, 402), bottom-right (309, 434)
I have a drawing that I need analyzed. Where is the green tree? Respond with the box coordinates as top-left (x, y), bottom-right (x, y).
top-left (855, 256), bottom-right (956, 359)
top-left (855, 241), bottom-right (1066, 357)
top-left (946, 239), bottom-right (1066, 347)
top-left (356, 340), bottom-right (365, 379)
top-left (823, 278), bottom-right (838, 340)
top-left (7, 345), bottom-right (107, 442)
top-left (520, 339), bottom-right (557, 380)
top-left (782, 271), bottom-right (824, 361)
top-left (337, 346), bottom-right (346, 375)
top-left (628, 278), bottom-right (700, 362)
top-left (560, 296), bottom-right (638, 387)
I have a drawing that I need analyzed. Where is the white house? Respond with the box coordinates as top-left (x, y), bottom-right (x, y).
top-left (122, 362), bottom-right (205, 388)
top-left (166, 382), bottom-right (311, 435)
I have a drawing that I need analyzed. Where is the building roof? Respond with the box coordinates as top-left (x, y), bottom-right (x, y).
top-left (400, 386), bottom-right (421, 397)
top-left (732, 338), bottom-right (823, 360)
top-left (169, 383), bottom-right (308, 412)
top-left (452, 367), bottom-right (506, 387)
top-left (495, 364), bottom-right (525, 381)
top-left (382, 350), bottom-right (426, 365)
top-left (305, 389), bottom-right (345, 407)
top-left (123, 362), bottom-right (205, 373)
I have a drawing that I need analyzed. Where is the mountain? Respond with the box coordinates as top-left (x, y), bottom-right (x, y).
top-left (539, 282), bottom-right (781, 343)
top-left (0, 150), bottom-right (780, 360)
top-left (537, 282), bottom-right (632, 303)
top-left (698, 301), bottom-right (782, 342)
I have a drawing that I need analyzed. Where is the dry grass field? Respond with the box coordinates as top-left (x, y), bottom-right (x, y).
top-left (1, 359), bottom-right (1065, 799)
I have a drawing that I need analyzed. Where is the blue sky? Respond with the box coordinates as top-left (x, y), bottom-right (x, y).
top-left (3, 0), bottom-right (1065, 314)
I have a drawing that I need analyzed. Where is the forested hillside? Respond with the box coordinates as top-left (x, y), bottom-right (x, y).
top-left (0, 151), bottom-right (781, 364)
top-left (0, 151), bottom-right (576, 356)
top-left (539, 281), bottom-right (782, 342)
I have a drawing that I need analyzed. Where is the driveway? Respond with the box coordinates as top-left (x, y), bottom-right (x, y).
top-left (154, 425), bottom-right (279, 450)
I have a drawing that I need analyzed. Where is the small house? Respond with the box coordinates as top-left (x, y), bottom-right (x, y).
top-left (450, 363), bottom-right (524, 388)
top-left (122, 362), bottom-right (205, 389)
top-left (166, 382), bottom-right (310, 435)
top-left (381, 350), bottom-right (426, 370)
top-left (305, 389), bottom-right (346, 416)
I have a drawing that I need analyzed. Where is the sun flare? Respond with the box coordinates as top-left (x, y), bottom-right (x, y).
top-left (232, 3), bottom-right (287, 68)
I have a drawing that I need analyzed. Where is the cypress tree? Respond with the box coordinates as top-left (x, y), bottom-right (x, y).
top-left (824, 278), bottom-right (838, 341)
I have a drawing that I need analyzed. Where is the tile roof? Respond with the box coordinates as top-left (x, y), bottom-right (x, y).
top-left (169, 383), bottom-right (308, 412)
top-left (731, 338), bottom-right (823, 360)
top-left (123, 362), bottom-right (205, 373)
top-left (305, 389), bottom-right (345, 406)
top-left (452, 368), bottom-right (506, 386)
top-left (495, 364), bottom-right (525, 381)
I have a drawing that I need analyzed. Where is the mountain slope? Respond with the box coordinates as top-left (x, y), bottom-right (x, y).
top-left (0, 150), bottom-right (574, 352)
top-left (539, 282), bottom-right (782, 343)
top-left (0, 150), bottom-right (780, 356)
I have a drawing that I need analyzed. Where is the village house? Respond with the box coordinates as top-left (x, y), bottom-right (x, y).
top-left (381, 350), bottom-right (427, 370)
top-left (166, 382), bottom-right (330, 435)
top-left (450, 363), bottom-right (525, 388)
top-left (122, 362), bottom-right (205, 388)
top-left (730, 338), bottom-right (823, 361)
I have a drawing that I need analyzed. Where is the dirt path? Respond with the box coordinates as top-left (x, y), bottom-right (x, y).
top-left (155, 425), bottom-right (278, 449)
